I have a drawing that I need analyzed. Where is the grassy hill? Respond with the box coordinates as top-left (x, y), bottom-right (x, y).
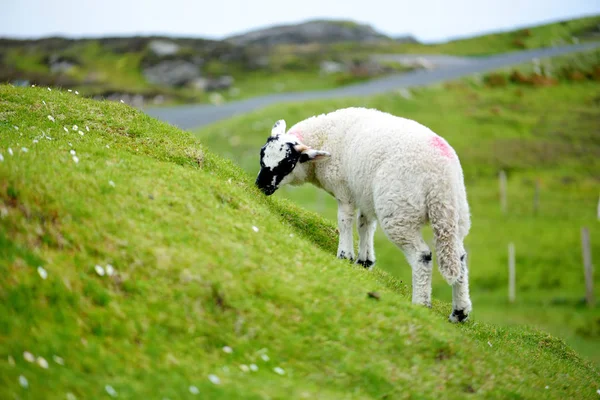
top-left (2, 15), bottom-right (599, 106)
top-left (195, 49), bottom-right (600, 368)
top-left (1, 85), bottom-right (599, 399)
top-left (339, 14), bottom-right (600, 56)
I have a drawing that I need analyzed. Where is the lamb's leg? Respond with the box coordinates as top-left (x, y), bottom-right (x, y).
top-left (336, 201), bottom-right (356, 261)
top-left (357, 210), bottom-right (377, 269)
top-left (379, 215), bottom-right (432, 307)
top-left (449, 252), bottom-right (472, 323)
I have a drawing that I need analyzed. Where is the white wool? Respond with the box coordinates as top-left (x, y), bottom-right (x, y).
top-left (276, 107), bottom-right (472, 322)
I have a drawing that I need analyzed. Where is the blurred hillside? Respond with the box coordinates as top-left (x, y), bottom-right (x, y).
top-left (1, 15), bottom-right (599, 106)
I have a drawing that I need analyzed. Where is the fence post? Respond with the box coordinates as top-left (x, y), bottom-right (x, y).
top-left (533, 179), bottom-right (540, 215)
top-left (581, 227), bottom-right (594, 307)
top-left (508, 242), bottom-right (515, 303)
top-left (499, 170), bottom-right (507, 214)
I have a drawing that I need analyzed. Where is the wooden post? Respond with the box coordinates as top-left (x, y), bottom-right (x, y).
top-left (581, 227), bottom-right (594, 307)
top-left (508, 242), bottom-right (515, 303)
top-left (499, 170), bottom-right (507, 214)
top-left (533, 180), bottom-right (540, 215)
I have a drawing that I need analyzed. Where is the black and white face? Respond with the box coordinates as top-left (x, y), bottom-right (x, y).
top-left (255, 119), bottom-right (330, 196)
top-left (256, 135), bottom-right (301, 195)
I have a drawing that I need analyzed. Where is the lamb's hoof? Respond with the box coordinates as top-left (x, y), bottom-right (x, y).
top-left (337, 251), bottom-right (354, 263)
top-left (356, 259), bottom-right (375, 269)
top-left (449, 309), bottom-right (469, 323)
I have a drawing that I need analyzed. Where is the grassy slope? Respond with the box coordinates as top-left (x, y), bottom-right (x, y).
top-left (334, 14), bottom-right (600, 56)
top-left (195, 52), bottom-right (600, 367)
top-left (0, 86), bottom-right (598, 399)
top-left (5, 15), bottom-right (599, 106)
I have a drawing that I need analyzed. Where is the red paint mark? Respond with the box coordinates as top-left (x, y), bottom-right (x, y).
top-left (289, 130), bottom-right (304, 142)
top-left (430, 135), bottom-right (454, 158)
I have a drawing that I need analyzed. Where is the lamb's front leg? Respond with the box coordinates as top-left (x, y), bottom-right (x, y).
top-left (336, 201), bottom-right (356, 261)
top-left (357, 210), bottom-right (377, 269)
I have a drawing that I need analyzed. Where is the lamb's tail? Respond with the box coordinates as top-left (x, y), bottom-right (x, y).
top-left (426, 165), bottom-right (469, 285)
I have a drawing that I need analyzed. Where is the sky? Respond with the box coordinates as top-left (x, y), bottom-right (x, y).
top-left (2, 0), bottom-right (599, 43)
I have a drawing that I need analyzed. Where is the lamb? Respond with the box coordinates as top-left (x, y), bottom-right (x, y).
top-left (255, 107), bottom-right (472, 322)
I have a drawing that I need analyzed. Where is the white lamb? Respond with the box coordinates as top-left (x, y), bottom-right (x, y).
top-left (255, 107), bottom-right (472, 322)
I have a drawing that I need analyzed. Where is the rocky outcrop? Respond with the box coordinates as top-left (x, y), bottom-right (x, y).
top-left (142, 60), bottom-right (201, 87)
top-left (226, 20), bottom-right (390, 46)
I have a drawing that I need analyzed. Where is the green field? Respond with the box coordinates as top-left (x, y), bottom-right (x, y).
top-left (1, 84), bottom-right (599, 399)
top-left (195, 51), bottom-right (600, 368)
top-left (2, 14), bottom-right (599, 106)
top-left (334, 14), bottom-right (600, 56)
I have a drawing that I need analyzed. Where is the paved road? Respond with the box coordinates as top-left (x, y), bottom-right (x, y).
top-left (143, 42), bottom-right (600, 131)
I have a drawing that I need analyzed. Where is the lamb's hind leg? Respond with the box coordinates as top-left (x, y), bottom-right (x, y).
top-left (357, 210), bottom-right (377, 269)
top-left (450, 252), bottom-right (472, 322)
top-left (380, 220), bottom-right (433, 307)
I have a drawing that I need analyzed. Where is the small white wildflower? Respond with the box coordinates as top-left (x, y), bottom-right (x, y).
top-left (8, 148), bottom-right (13, 156)
top-left (106, 144), bottom-right (110, 148)
top-left (19, 375), bottom-right (28, 388)
top-left (261, 354), bottom-right (270, 362)
top-left (75, 91), bottom-right (79, 95)
top-left (72, 155), bottom-right (79, 164)
top-left (63, 126), bottom-right (69, 133)
top-left (13, 126), bottom-right (19, 130)
top-left (545, 386), bottom-right (549, 389)
top-left (222, 346), bottom-right (233, 354)
top-left (252, 226), bottom-right (259, 233)
top-left (239, 364), bottom-right (249, 372)
top-left (72, 125), bottom-right (78, 131)
top-left (66, 393), bottom-right (77, 400)
top-left (53, 355), bottom-right (64, 365)
top-left (120, 100), bottom-right (124, 104)
top-left (289, 233), bottom-right (294, 238)
top-left (47, 115), bottom-right (55, 122)
top-left (106, 264), bottom-right (115, 276)
top-left (68, 142), bottom-right (73, 147)
top-left (47, 87), bottom-right (52, 91)
top-left (78, 131), bottom-right (84, 136)
top-left (31, 84), bottom-right (36, 87)
top-left (273, 367), bottom-right (285, 375)
top-left (109, 181), bottom-right (115, 187)
top-left (33, 139), bottom-right (38, 144)
top-left (487, 341), bottom-right (492, 347)
top-left (85, 126), bottom-right (89, 132)
top-left (8, 355), bottom-right (15, 366)
top-left (23, 351), bottom-right (35, 363)
top-left (42, 100), bottom-right (46, 105)
top-left (105, 385), bottom-right (117, 397)
top-left (70, 150), bottom-right (76, 156)
top-left (0, 154), bottom-right (4, 162)
top-left (68, 89), bottom-right (72, 92)
top-left (249, 364), bottom-right (258, 372)
top-left (37, 357), bottom-right (49, 369)
top-left (37, 266), bottom-right (48, 280)
top-left (94, 265), bottom-right (105, 276)
top-left (21, 147), bottom-right (28, 153)
top-left (596, 388), bottom-right (600, 395)
top-left (208, 374), bottom-right (221, 385)
top-left (189, 385), bottom-right (199, 395)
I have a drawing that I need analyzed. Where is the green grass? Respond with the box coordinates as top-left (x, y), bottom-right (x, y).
top-left (330, 14), bottom-right (600, 56)
top-left (4, 15), bottom-right (599, 107)
top-left (1, 85), bottom-right (599, 399)
top-left (195, 52), bottom-right (600, 368)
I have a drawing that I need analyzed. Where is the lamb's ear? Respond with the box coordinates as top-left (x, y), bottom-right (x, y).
top-left (295, 145), bottom-right (331, 163)
top-left (271, 119), bottom-right (286, 137)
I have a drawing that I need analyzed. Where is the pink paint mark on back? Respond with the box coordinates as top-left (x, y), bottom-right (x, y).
top-left (430, 135), bottom-right (454, 159)
top-left (289, 130), bottom-right (304, 142)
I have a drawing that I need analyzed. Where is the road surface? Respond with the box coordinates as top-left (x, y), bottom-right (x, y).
top-left (143, 42), bottom-right (600, 131)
